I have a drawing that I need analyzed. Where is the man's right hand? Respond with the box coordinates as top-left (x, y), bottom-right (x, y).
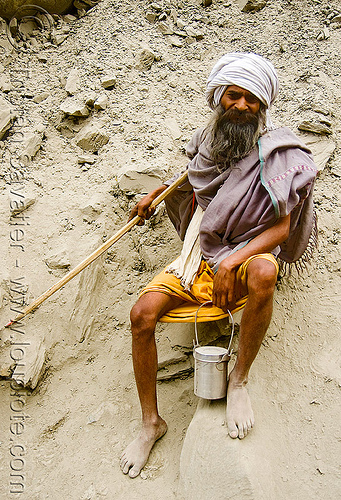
top-left (128, 185), bottom-right (168, 225)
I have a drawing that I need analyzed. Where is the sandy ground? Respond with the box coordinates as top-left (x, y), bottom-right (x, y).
top-left (0, 0), bottom-right (340, 498)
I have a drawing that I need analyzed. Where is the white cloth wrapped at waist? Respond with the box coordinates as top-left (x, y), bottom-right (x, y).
top-left (166, 205), bottom-right (204, 291)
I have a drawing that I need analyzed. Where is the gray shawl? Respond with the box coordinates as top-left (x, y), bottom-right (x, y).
top-left (165, 126), bottom-right (318, 272)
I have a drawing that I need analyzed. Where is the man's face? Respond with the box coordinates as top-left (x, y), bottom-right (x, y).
top-left (209, 85), bottom-right (265, 170)
top-left (220, 85), bottom-right (261, 123)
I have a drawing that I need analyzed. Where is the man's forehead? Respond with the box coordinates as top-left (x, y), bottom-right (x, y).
top-left (226, 85), bottom-right (258, 98)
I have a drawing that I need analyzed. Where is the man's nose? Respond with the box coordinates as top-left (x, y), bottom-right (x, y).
top-left (234, 97), bottom-right (248, 111)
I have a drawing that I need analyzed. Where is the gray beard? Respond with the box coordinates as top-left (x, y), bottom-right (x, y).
top-left (209, 105), bottom-right (266, 172)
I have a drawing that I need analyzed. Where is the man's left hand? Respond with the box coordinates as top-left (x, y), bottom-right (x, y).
top-left (212, 260), bottom-right (237, 312)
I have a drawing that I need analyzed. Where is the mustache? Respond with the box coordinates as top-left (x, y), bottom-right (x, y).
top-left (218, 108), bottom-right (259, 126)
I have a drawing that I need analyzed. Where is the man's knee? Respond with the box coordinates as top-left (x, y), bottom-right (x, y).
top-left (130, 298), bottom-right (158, 337)
top-left (246, 258), bottom-right (278, 297)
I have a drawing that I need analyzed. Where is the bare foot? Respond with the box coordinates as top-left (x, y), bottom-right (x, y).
top-left (226, 381), bottom-right (254, 439)
top-left (120, 418), bottom-right (168, 478)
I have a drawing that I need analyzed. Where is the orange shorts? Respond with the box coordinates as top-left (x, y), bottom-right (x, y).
top-left (140, 253), bottom-right (278, 323)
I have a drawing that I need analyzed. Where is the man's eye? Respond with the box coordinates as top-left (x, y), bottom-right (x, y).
top-left (245, 95), bottom-right (259, 104)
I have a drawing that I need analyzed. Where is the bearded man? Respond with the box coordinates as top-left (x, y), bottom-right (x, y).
top-left (120, 53), bottom-right (317, 478)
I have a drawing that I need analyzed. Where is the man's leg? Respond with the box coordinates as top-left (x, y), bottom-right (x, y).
top-left (226, 258), bottom-right (277, 439)
top-left (120, 291), bottom-right (184, 478)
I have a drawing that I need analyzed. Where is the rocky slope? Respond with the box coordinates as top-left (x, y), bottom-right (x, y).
top-left (0, 0), bottom-right (340, 498)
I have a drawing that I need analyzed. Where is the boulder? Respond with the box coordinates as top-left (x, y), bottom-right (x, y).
top-left (137, 47), bottom-right (157, 70)
top-left (65, 68), bottom-right (80, 95)
top-left (19, 131), bottom-right (43, 164)
top-left (74, 122), bottom-right (109, 152)
top-left (0, 96), bottom-right (16, 140)
top-left (60, 97), bottom-right (90, 118)
top-left (45, 248), bottom-right (70, 269)
top-left (164, 117), bottom-right (182, 140)
top-left (236, 0), bottom-right (268, 12)
top-left (93, 94), bottom-right (108, 110)
top-left (118, 166), bottom-right (164, 195)
top-left (302, 134), bottom-right (336, 171)
top-left (0, 0), bottom-right (73, 20)
top-left (298, 120), bottom-right (332, 136)
top-left (101, 76), bottom-right (117, 90)
top-left (178, 399), bottom-right (282, 500)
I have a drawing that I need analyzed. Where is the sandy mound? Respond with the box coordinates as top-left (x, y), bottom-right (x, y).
top-left (0, 0), bottom-right (340, 498)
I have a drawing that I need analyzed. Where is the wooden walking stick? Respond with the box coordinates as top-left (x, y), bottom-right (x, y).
top-left (5, 170), bottom-right (188, 328)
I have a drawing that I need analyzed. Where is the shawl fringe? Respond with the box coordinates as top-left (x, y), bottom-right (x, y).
top-left (278, 209), bottom-right (318, 277)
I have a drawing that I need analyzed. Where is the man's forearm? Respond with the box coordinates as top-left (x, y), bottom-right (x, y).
top-left (221, 214), bottom-right (291, 271)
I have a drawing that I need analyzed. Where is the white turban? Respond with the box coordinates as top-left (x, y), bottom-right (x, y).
top-left (206, 52), bottom-right (279, 130)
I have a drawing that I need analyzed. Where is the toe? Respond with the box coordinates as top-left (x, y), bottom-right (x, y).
top-left (122, 460), bottom-right (131, 475)
top-left (228, 421), bottom-right (238, 439)
top-left (238, 426), bottom-right (245, 439)
top-left (128, 466), bottom-right (141, 478)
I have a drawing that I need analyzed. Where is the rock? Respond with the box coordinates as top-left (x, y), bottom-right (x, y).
top-left (317, 27), bottom-right (330, 41)
top-left (0, 0), bottom-right (74, 20)
top-left (331, 14), bottom-right (341, 23)
top-left (235, 0), bottom-right (268, 12)
top-left (69, 239), bottom-right (104, 342)
top-left (78, 154), bottom-right (97, 164)
top-left (185, 26), bottom-right (197, 37)
top-left (19, 132), bottom-right (43, 164)
top-left (60, 97), bottom-right (90, 117)
top-left (202, 0), bottom-right (212, 5)
top-left (118, 166), bottom-right (164, 194)
top-left (150, 2), bottom-right (162, 11)
top-left (137, 47), bottom-right (156, 70)
top-left (0, 74), bottom-right (12, 93)
top-left (158, 12), bottom-right (167, 21)
top-left (79, 194), bottom-right (103, 221)
top-left (157, 350), bottom-right (193, 381)
top-left (45, 248), bottom-right (70, 269)
top-left (170, 8), bottom-right (177, 23)
top-left (74, 123), bottom-right (109, 152)
top-left (0, 96), bottom-right (16, 140)
top-left (177, 18), bottom-right (185, 29)
top-left (164, 117), bottom-right (182, 139)
top-left (158, 350), bottom-right (189, 370)
top-left (157, 360), bottom-right (193, 381)
top-left (12, 339), bottom-right (46, 389)
top-left (298, 120), bottom-right (332, 135)
top-left (10, 195), bottom-right (36, 215)
top-left (37, 52), bottom-right (48, 62)
top-left (302, 135), bottom-right (336, 171)
top-left (185, 26), bottom-right (204, 40)
top-left (169, 36), bottom-right (184, 47)
top-left (83, 92), bottom-right (99, 107)
top-left (63, 14), bottom-right (77, 22)
top-left (312, 106), bottom-right (330, 116)
top-left (158, 22), bottom-right (174, 35)
top-left (187, 81), bottom-right (201, 93)
top-left (73, 0), bottom-right (89, 9)
top-left (145, 11), bottom-right (157, 23)
top-left (100, 75), bottom-right (117, 90)
top-left (65, 68), bottom-right (80, 94)
top-left (53, 33), bottom-right (69, 45)
top-left (93, 94), bottom-right (108, 110)
top-left (178, 399), bottom-right (280, 500)
top-left (33, 91), bottom-right (50, 103)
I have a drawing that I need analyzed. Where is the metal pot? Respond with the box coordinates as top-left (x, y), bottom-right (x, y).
top-left (193, 301), bottom-right (234, 400)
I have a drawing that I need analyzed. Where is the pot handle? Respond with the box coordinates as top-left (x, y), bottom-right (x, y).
top-left (194, 300), bottom-right (235, 356)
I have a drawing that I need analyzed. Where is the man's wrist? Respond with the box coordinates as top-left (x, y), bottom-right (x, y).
top-left (218, 257), bottom-right (240, 273)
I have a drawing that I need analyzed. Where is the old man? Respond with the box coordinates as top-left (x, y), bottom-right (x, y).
top-left (120, 52), bottom-right (317, 478)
